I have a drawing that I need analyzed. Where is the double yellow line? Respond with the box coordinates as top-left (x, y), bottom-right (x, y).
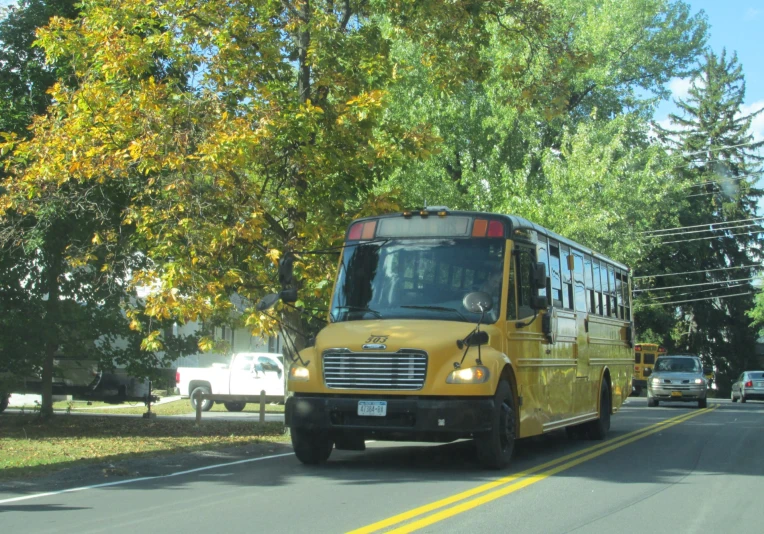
top-left (348, 405), bottom-right (717, 534)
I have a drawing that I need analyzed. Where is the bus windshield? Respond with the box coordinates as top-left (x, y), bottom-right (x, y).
top-left (330, 238), bottom-right (505, 324)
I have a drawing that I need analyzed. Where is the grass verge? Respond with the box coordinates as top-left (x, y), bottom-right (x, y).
top-left (0, 413), bottom-right (288, 481)
top-left (17, 399), bottom-right (287, 416)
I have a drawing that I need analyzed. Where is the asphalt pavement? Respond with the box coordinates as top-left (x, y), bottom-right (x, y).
top-left (1, 398), bottom-right (762, 534)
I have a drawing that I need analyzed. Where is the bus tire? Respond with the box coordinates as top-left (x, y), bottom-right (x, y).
top-left (190, 386), bottom-right (214, 412)
top-left (224, 402), bottom-right (246, 412)
top-left (585, 379), bottom-right (611, 440)
top-left (475, 380), bottom-right (515, 470)
top-left (292, 427), bottom-right (333, 465)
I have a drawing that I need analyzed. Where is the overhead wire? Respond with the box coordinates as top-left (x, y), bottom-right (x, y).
top-left (640, 216), bottom-right (764, 235)
top-left (641, 283), bottom-right (750, 301)
top-left (634, 263), bottom-right (763, 279)
top-left (657, 229), bottom-right (760, 245)
top-left (633, 276), bottom-right (758, 293)
top-left (639, 291), bottom-right (753, 307)
top-left (639, 222), bottom-right (764, 240)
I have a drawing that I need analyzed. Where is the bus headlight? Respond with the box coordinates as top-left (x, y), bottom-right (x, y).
top-left (289, 366), bottom-right (310, 382)
top-left (447, 366), bottom-right (490, 384)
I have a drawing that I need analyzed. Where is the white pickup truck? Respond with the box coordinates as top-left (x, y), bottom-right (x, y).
top-left (176, 352), bottom-right (285, 412)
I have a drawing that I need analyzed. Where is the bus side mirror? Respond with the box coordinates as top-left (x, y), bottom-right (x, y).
top-left (255, 287), bottom-right (298, 311)
top-left (530, 295), bottom-right (548, 310)
top-left (532, 262), bottom-right (546, 289)
top-left (643, 368), bottom-right (652, 377)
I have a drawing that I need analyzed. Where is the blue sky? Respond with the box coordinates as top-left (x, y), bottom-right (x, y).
top-left (655, 0), bottom-right (764, 142)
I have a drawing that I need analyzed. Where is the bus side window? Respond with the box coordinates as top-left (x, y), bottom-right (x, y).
top-left (625, 272), bottom-right (632, 321)
top-left (616, 271), bottom-right (625, 319)
top-left (607, 264), bottom-right (617, 317)
top-left (572, 251), bottom-right (587, 313)
top-left (593, 260), bottom-right (603, 315)
top-left (549, 242), bottom-right (563, 308)
top-left (600, 261), bottom-right (610, 315)
top-left (560, 244), bottom-right (573, 310)
top-left (584, 255), bottom-right (594, 314)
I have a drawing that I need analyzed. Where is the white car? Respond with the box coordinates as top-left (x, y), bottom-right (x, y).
top-left (176, 352), bottom-right (285, 411)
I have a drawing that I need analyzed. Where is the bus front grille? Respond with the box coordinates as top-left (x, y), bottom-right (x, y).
top-left (322, 350), bottom-right (428, 390)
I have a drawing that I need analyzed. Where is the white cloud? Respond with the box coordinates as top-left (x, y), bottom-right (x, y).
top-left (739, 101), bottom-right (764, 144)
top-left (669, 78), bottom-right (693, 101)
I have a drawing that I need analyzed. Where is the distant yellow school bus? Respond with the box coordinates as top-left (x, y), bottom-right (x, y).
top-left (632, 343), bottom-right (665, 396)
top-left (283, 209), bottom-right (634, 469)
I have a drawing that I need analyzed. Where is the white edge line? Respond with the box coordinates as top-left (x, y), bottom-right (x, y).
top-left (0, 452), bottom-right (295, 505)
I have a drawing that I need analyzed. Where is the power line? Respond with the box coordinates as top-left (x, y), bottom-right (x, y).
top-left (639, 291), bottom-right (753, 307)
top-left (681, 140), bottom-right (764, 157)
top-left (642, 283), bottom-right (749, 301)
top-left (633, 276), bottom-right (758, 293)
top-left (686, 173), bottom-right (761, 188)
top-left (634, 263), bottom-right (763, 279)
top-left (657, 229), bottom-right (761, 245)
top-left (640, 216), bottom-right (764, 235)
top-left (640, 222), bottom-right (764, 240)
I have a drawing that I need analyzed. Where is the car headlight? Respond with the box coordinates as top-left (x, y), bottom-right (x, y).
top-left (447, 366), bottom-right (490, 384)
top-left (289, 366), bottom-right (310, 382)
top-left (651, 377), bottom-right (661, 386)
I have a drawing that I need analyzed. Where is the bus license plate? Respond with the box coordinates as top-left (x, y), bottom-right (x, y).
top-left (671, 391), bottom-right (682, 397)
top-left (358, 401), bottom-right (387, 417)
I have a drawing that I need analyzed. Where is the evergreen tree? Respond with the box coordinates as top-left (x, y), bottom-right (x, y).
top-left (641, 50), bottom-right (764, 392)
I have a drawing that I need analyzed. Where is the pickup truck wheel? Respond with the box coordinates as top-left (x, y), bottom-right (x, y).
top-left (291, 428), bottom-right (333, 465)
top-left (0, 394), bottom-right (8, 414)
top-left (475, 380), bottom-right (515, 470)
top-left (190, 386), bottom-right (214, 412)
top-left (224, 402), bottom-right (246, 412)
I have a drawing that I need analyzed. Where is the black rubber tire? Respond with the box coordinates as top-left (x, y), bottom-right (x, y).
top-left (647, 395), bottom-right (658, 407)
top-left (0, 394), bottom-right (8, 414)
top-left (698, 398), bottom-right (707, 408)
top-left (190, 386), bottom-right (214, 411)
top-left (291, 427), bottom-right (333, 465)
top-left (731, 391), bottom-right (737, 403)
top-left (475, 380), bottom-right (516, 469)
top-left (740, 395), bottom-right (746, 404)
top-left (585, 380), bottom-right (611, 440)
top-left (224, 402), bottom-right (246, 412)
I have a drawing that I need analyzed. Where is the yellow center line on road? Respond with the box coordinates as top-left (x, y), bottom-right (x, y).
top-left (348, 406), bottom-right (717, 534)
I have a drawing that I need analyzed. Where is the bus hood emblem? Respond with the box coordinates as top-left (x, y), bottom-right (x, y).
top-left (363, 343), bottom-right (387, 350)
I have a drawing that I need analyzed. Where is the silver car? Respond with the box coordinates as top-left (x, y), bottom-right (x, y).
top-left (647, 355), bottom-right (708, 408)
top-left (731, 371), bottom-right (764, 403)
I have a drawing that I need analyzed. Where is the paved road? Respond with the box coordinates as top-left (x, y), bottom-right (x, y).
top-left (2, 398), bottom-right (762, 533)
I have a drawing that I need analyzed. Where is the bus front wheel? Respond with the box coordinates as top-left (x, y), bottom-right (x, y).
top-left (292, 427), bottom-right (333, 465)
top-left (475, 380), bottom-right (516, 470)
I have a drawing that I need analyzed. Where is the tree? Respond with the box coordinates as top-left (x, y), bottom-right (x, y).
top-left (641, 50), bottom-right (764, 391)
top-left (381, 0), bottom-right (705, 264)
top-left (1, 1), bottom-right (556, 386)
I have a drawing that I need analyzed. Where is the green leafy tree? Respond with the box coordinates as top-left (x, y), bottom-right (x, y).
top-left (2, 1), bottom-right (555, 387)
top-left (642, 50), bottom-right (764, 391)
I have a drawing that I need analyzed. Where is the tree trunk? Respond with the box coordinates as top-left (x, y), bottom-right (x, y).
top-left (40, 252), bottom-right (62, 418)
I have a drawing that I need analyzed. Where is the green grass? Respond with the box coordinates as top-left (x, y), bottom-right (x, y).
top-left (0, 413), bottom-right (288, 481)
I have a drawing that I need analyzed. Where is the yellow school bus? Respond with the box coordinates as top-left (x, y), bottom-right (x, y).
top-left (282, 209), bottom-right (634, 469)
top-left (632, 343), bottom-right (665, 396)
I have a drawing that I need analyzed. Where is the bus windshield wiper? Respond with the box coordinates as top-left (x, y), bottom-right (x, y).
top-left (333, 305), bottom-right (383, 318)
top-left (400, 305), bottom-right (469, 322)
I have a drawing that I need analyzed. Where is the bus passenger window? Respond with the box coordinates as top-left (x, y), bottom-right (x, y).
top-left (549, 243), bottom-right (563, 308)
top-left (584, 255), bottom-right (594, 313)
top-left (572, 252), bottom-right (587, 313)
top-left (607, 264), bottom-right (617, 317)
top-left (560, 245), bottom-right (572, 310)
top-left (616, 272), bottom-right (625, 319)
top-left (537, 241), bottom-right (550, 300)
top-left (593, 260), bottom-right (603, 315)
top-left (516, 248), bottom-right (535, 318)
top-left (600, 261), bottom-right (610, 316)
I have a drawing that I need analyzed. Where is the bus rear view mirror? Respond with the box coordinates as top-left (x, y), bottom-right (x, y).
top-left (531, 295), bottom-right (548, 310)
top-left (463, 291), bottom-right (493, 314)
top-left (643, 368), bottom-right (652, 377)
top-left (256, 293), bottom-right (281, 311)
top-left (533, 262), bottom-right (547, 289)
top-left (279, 287), bottom-right (298, 304)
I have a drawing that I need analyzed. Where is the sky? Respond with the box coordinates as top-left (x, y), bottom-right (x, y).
top-left (655, 0), bottom-right (764, 143)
